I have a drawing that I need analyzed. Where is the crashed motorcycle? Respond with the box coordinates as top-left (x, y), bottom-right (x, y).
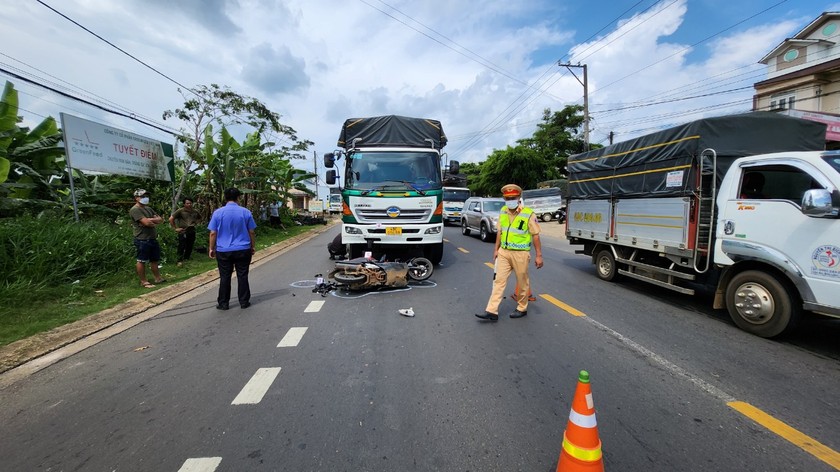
top-left (328, 256), bottom-right (433, 291)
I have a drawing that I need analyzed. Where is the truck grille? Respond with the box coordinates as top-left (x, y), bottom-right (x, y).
top-left (356, 208), bottom-right (431, 222)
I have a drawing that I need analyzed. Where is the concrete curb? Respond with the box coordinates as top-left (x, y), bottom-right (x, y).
top-left (0, 221), bottom-right (339, 377)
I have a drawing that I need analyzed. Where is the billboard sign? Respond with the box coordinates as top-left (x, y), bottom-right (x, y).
top-left (60, 113), bottom-right (174, 181)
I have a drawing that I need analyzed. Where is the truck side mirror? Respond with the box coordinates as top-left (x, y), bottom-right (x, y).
top-left (324, 152), bottom-right (335, 169)
top-left (326, 170), bottom-right (337, 185)
top-left (801, 189), bottom-right (837, 217)
top-left (449, 160), bottom-right (460, 175)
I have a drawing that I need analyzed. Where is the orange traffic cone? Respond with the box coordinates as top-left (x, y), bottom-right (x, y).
top-left (511, 282), bottom-right (537, 301)
top-left (556, 370), bottom-right (604, 472)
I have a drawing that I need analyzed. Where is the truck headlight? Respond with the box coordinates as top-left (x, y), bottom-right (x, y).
top-left (345, 226), bottom-right (363, 234)
top-left (425, 226), bottom-right (442, 234)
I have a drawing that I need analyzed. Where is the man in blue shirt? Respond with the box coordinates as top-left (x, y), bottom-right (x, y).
top-left (208, 188), bottom-right (257, 310)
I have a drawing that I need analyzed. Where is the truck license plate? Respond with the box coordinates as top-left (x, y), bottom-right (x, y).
top-left (386, 227), bottom-right (402, 235)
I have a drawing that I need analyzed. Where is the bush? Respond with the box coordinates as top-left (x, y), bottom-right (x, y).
top-left (0, 214), bottom-right (194, 297)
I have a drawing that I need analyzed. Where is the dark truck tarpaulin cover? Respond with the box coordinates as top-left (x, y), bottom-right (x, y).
top-left (338, 115), bottom-right (447, 150)
top-left (567, 112), bottom-right (827, 199)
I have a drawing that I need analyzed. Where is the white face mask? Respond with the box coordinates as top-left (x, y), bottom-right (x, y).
top-left (505, 199), bottom-right (519, 210)
top-left (139, 197), bottom-right (150, 205)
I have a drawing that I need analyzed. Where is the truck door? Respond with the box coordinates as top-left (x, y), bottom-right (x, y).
top-left (719, 163), bottom-right (840, 307)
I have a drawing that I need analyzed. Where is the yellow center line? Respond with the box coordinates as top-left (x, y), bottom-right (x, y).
top-left (443, 238), bottom-right (450, 243)
top-left (458, 247), bottom-right (470, 253)
top-left (484, 262), bottom-right (494, 269)
top-left (728, 401), bottom-right (840, 469)
top-left (539, 294), bottom-right (587, 317)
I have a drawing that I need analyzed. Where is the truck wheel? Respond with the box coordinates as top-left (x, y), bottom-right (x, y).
top-left (480, 223), bottom-right (491, 242)
top-left (461, 219), bottom-right (470, 236)
top-left (595, 249), bottom-right (618, 281)
top-left (424, 242), bottom-right (444, 265)
top-left (541, 213), bottom-right (552, 222)
top-left (725, 270), bottom-right (800, 338)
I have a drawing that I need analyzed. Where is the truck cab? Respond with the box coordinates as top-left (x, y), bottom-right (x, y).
top-left (714, 151), bottom-right (840, 335)
top-left (442, 187), bottom-right (471, 225)
top-left (323, 115), bottom-right (456, 265)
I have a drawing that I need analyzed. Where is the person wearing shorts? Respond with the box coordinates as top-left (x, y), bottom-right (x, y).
top-left (129, 189), bottom-right (166, 288)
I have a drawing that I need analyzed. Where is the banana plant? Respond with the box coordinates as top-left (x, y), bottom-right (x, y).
top-left (0, 81), bottom-right (66, 215)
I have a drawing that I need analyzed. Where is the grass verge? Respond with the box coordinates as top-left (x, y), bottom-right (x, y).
top-left (0, 221), bottom-right (322, 347)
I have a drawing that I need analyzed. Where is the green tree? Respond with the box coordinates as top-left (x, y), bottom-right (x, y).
top-left (162, 84), bottom-right (312, 212)
top-left (458, 161), bottom-right (483, 194)
top-left (0, 81), bottom-right (68, 216)
top-left (473, 145), bottom-right (548, 196)
top-left (517, 105), bottom-right (588, 179)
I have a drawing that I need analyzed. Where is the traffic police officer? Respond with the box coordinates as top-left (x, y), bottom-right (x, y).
top-left (476, 183), bottom-right (544, 321)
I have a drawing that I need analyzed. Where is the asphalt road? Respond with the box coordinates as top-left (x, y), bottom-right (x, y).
top-left (0, 222), bottom-right (838, 471)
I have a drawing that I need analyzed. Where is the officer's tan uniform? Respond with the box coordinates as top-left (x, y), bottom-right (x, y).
top-left (483, 184), bottom-right (543, 317)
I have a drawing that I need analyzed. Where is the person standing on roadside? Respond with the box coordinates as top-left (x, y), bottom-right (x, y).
top-left (208, 187), bottom-right (257, 310)
top-left (129, 189), bottom-right (166, 288)
top-left (169, 196), bottom-right (201, 266)
top-left (268, 200), bottom-right (281, 227)
top-left (476, 183), bottom-right (543, 321)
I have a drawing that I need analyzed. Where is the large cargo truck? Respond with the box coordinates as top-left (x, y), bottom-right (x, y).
top-left (324, 115), bottom-right (458, 264)
top-left (565, 112), bottom-right (840, 338)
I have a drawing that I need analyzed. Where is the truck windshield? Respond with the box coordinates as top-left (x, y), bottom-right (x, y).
top-left (345, 151), bottom-right (442, 191)
top-left (329, 194), bottom-right (341, 203)
top-left (824, 154), bottom-right (840, 176)
top-left (443, 189), bottom-right (470, 202)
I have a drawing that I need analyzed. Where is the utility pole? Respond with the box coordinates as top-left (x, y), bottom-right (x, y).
top-left (313, 150), bottom-right (319, 204)
top-left (559, 62), bottom-right (589, 151)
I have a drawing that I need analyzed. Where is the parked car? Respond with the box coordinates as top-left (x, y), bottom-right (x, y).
top-left (461, 197), bottom-right (505, 242)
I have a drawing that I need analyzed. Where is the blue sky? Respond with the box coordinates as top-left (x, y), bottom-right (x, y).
top-left (0, 1), bottom-right (837, 199)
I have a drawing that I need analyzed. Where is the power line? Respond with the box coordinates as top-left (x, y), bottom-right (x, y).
top-left (0, 64), bottom-right (178, 136)
top-left (589, 0), bottom-right (789, 97)
top-left (36, 0), bottom-right (196, 95)
top-left (446, 1), bottom-right (653, 159)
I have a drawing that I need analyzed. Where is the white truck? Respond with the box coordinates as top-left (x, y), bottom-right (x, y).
top-left (442, 186), bottom-right (471, 226)
top-left (328, 187), bottom-right (342, 214)
top-left (324, 115), bottom-right (458, 264)
top-left (522, 187), bottom-right (564, 222)
top-left (566, 112), bottom-right (839, 338)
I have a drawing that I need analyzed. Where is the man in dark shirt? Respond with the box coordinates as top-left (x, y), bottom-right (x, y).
top-left (169, 196), bottom-right (201, 266)
top-left (129, 189), bottom-right (166, 288)
top-left (208, 188), bottom-right (257, 310)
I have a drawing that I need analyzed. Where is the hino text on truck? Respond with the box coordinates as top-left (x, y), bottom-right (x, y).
top-left (324, 115), bottom-right (459, 265)
top-left (565, 112), bottom-right (840, 338)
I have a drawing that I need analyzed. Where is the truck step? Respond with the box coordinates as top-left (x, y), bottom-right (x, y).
top-left (615, 257), bottom-right (697, 280)
top-left (617, 269), bottom-right (696, 295)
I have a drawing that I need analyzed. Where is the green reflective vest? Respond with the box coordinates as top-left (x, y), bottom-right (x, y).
top-left (500, 207), bottom-right (533, 251)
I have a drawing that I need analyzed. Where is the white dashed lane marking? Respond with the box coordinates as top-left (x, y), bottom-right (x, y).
top-left (231, 367), bottom-right (281, 405)
top-left (304, 300), bottom-right (325, 312)
top-left (178, 457), bottom-right (222, 471)
top-left (278, 327), bottom-right (308, 347)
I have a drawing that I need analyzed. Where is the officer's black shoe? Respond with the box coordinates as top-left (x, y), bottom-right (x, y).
top-left (216, 304), bottom-right (229, 311)
top-left (240, 302), bottom-right (251, 309)
top-left (510, 309), bottom-right (527, 318)
top-left (475, 312), bottom-right (499, 321)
